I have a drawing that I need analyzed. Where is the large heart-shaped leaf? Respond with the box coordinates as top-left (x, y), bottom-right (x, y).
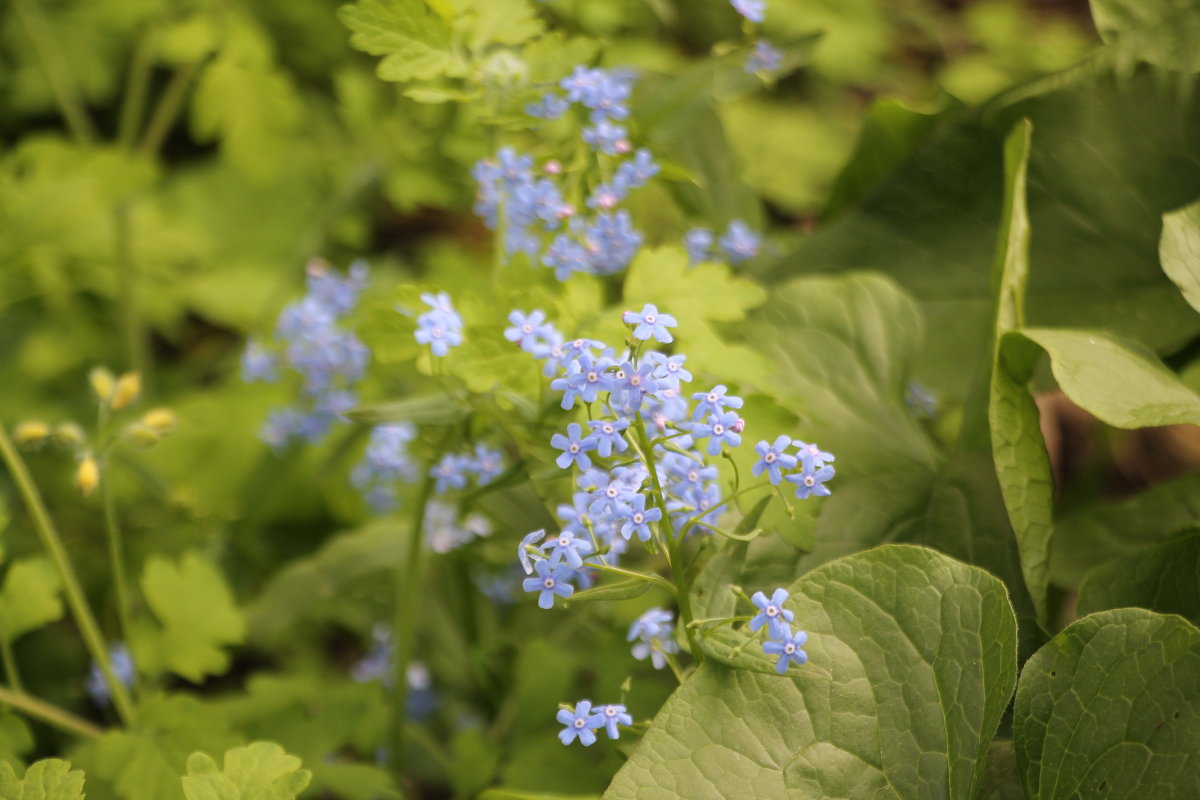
top-left (1013, 608), bottom-right (1200, 799)
top-left (605, 545), bottom-right (1017, 799)
top-left (1077, 532), bottom-right (1200, 625)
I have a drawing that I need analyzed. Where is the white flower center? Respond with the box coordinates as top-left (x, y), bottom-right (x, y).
top-left (707, 393), bottom-right (719, 403)
top-left (431, 327), bottom-right (444, 338)
top-left (687, 470), bottom-right (699, 482)
top-left (644, 314), bottom-right (656, 324)
top-left (522, 323), bottom-right (533, 333)
top-left (602, 424), bottom-right (614, 434)
top-left (713, 424), bottom-right (725, 435)
top-left (606, 486), bottom-right (619, 498)
top-left (605, 707), bottom-right (617, 717)
top-left (767, 605), bottom-right (779, 617)
top-left (804, 476), bottom-right (815, 486)
top-left (630, 375), bottom-right (642, 386)
top-left (574, 718), bottom-right (586, 728)
top-left (587, 371), bottom-right (599, 382)
top-left (633, 513), bottom-right (644, 524)
top-left (615, 369), bottom-right (626, 380)
top-left (558, 536), bottom-right (570, 547)
top-left (544, 578), bottom-right (556, 589)
top-left (785, 643), bottom-right (796, 654)
top-left (569, 443), bottom-right (580, 453)
top-left (668, 363), bottom-right (678, 372)
top-left (765, 452), bottom-right (776, 463)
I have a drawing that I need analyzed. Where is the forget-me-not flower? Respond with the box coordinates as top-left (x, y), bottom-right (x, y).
top-left (591, 704), bottom-right (633, 740)
top-left (692, 410), bottom-right (742, 455)
top-left (731, 0), bottom-right (766, 23)
top-left (787, 452), bottom-right (836, 499)
top-left (524, 560), bottom-right (576, 609)
top-left (543, 529), bottom-right (595, 570)
top-left (557, 700), bottom-right (604, 746)
top-left (623, 304), bottom-right (678, 343)
top-left (588, 418), bottom-right (630, 457)
top-left (749, 588), bottom-right (795, 641)
top-left (552, 423), bottom-right (598, 470)
top-left (752, 435), bottom-right (798, 485)
top-left (763, 628), bottom-right (808, 674)
top-left (618, 494), bottom-right (662, 542)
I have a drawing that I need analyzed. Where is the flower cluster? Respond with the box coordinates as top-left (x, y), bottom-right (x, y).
top-left (473, 67), bottom-right (660, 281)
top-left (413, 292), bottom-right (464, 357)
top-left (627, 608), bottom-right (681, 670)
top-left (557, 700), bottom-right (633, 746)
top-left (751, 588), bottom-right (808, 674)
top-left (430, 443), bottom-right (504, 494)
top-left (425, 500), bottom-right (493, 554)
top-left (513, 305), bottom-right (836, 614)
top-left (684, 220), bottom-right (764, 265)
top-left (752, 435), bottom-right (836, 498)
top-left (352, 423), bottom-right (419, 512)
top-left (243, 260), bottom-right (370, 449)
top-left (729, 0), bottom-right (782, 75)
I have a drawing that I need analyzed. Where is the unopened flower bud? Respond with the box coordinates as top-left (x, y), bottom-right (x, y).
top-left (89, 367), bottom-right (115, 403)
top-left (141, 408), bottom-right (177, 435)
top-left (54, 422), bottom-right (85, 447)
top-left (111, 373), bottom-right (141, 411)
top-left (124, 425), bottom-right (160, 449)
top-left (732, 418), bottom-right (746, 434)
top-left (75, 456), bottom-right (100, 497)
top-left (544, 160), bottom-right (562, 175)
top-left (14, 421), bottom-right (50, 444)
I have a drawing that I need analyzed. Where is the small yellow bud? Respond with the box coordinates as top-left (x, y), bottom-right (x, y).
top-left (89, 367), bottom-right (116, 403)
top-left (111, 373), bottom-right (142, 411)
top-left (13, 421), bottom-right (50, 444)
top-left (53, 422), bottom-right (86, 447)
top-left (124, 425), bottom-right (160, 449)
top-left (141, 408), bottom-right (178, 435)
top-left (75, 456), bottom-right (100, 497)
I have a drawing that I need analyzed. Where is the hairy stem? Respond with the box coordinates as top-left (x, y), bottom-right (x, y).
top-left (12, 0), bottom-right (96, 145)
top-left (0, 686), bottom-right (103, 739)
top-left (0, 425), bottom-right (135, 725)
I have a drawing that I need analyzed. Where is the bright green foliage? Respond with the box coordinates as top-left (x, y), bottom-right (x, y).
top-left (1160, 199), bottom-right (1200, 313)
top-left (0, 557), bottom-right (63, 643)
top-left (1090, 0), bottom-right (1200, 71)
top-left (139, 551), bottom-right (245, 682)
top-left (0, 711), bottom-right (33, 770)
top-left (339, 0), bottom-right (459, 82)
top-left (180, 742), bottom-right (312, 800)
top-left (1013, 609), bottom-right (1200, 799)
top-left (0, 758), bottom-right (85, 800)
top-left (1078, 532), bottom-right (1200, 624)
top-left (480, 792), bottom-right (600, 800)
top-left (607, 545), bottom-right (1018, 799)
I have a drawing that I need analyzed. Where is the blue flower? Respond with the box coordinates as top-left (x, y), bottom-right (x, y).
top-left (414, 293), bottom-right (464, 356)
top-left (588, 418), bottom-right (630, 457)
top-left (526, 93), bottom-right (569, 119)
top-left (691, 384), bottom-right (744, 420)
top-left (518, 529), bottom-right (548, 574)
top-left (618, 494), bottom-right (662, 542)
top-left (352, 424), bottom-right (418, 510)
top-left (466, 443), bottom-right (504, 484)
top-left (85, 642), bottom-right (135, 707)
top-left (551, 353), bottom-right (614, 410)
top-left (581, 211), bottom-right (643, 275)
top-left (523, 559), bottom-right (576, 609)
top-left (552, 422), bottom-right (598, 470)
top-left (543, 529), bottom-right (595, 570)
top-left (719, 220), bottom-right (762, 263)
top-left (749, 588), bottom-right (795, 641)
top-left (505, 309), bottom-right (549, 351)
top-left (763, 628), bottom-right (808, 674)
top-left (646, 352), bottom-right (692, 387)
top-left (623, 304), bottom-right (678, 343)
top-left (241, 338), bottom-right (278, 382)
top-left (684, 227), bottom-right (714, 264)
top-left (582, 121), bottom-right (630, 155)
top-left (431, 454), bottom-right (470, 493)
top-left (907, 381), bottom-right (938, 418)
top-left (614, 149), bottom-right (659, 191)
top-left (745, 40), bottom-right (783, 73)
top-left (590, 704), bottom-right (633, 739)
top-left (692, 410), bottom-right (742, 455)
top-left (793, 440), bottom-right (835, 467)
top-left (307, 259), bottom-right (368, 315)
top-left (752, 435), bottom-right (798, 485)
top-left (731, 0), bottom-right (766, 23)
top-left (628, 608), bottom-right (681, 669)
top-left (612, 361), bottom-right (660, 410)
top-left (787, 452), bottom-right (835, 499)
top-left (557, 700), bottom-right (604, 746)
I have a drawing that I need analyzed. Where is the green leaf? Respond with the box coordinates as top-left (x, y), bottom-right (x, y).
top-left (1090, 0), bottom-right (1200, 71)
top-left (1160, 199), bottom-right (1200, 314)
top-left (1013, 608), bottom-right (1200, 798)
top-left (1077, 531), bottom-right (1200, 625)
top-left (83, 693), bottom-right (239, 800)
top-left (140, 551), bottom-right (245, 682)
top-left (338, 0), bottom-right (457, 82)
top-left (449, 729), bottom-right (499, 798)
top-left (768, 71), bottom-right (1200, 399)
top-left (978, 740), bottom-right (1027, 800)
top-left (986, 121), bottom-right (1057, 627)
top-left (481, 792), bottom-right (599, 800)
top-left (348, 394), bottom-right (469, 425)
top-left (607, 545), bottom-right (1018, 799)
top-left (0, 759), bottom-right (85, 800)
top-left (190, 19), bottom-right (302, 181)
top-left (0, 558), bottom-right (63, 643)
top-left (181, 742), bottom-right (311, 800)
top-left (565, 578), bottom-right (652, 604)
top-left (1019, 328), bottom-right (1200, 428)
top-left (0, 710), bottom-right (33, 769)
top-left (1050, 470), bottom-right (1200, 586)
top-left (450, 0), bottom-right (544, 51)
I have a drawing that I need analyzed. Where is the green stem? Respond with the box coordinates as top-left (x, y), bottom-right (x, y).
top-left (586, 562), bottom-right (676, 594)
top-left (632, 416), bottom-right (701, 663)
top-left (114, 204), bottom-right (147, 376)
top-left (137, 60), bottom-right (200, 157)
top-left (390, 434), bottom-right (448, 776)
top-left (101, 465), bottom-right (135, 687)
top-left (12, 0), bottom-right (96, 145)
top-left (118, 27), bottom-right (158, 150)
top-left (0, 624), bottom-right (24, 694)
top-left (678, 482), bottom-right (775, 539)
top-left (0, 686), bottom-right (103, 739)
top-left (0, 425), bottom-right (135, 725)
